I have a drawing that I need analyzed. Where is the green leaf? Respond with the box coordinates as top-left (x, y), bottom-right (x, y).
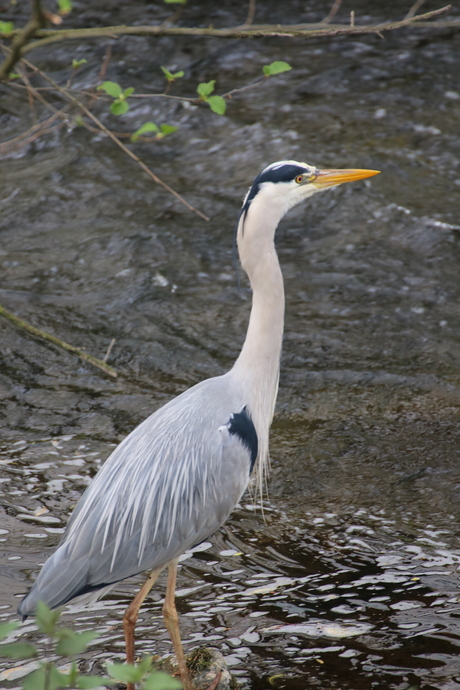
top-left (123, 87), bottom-right (135, 98)
top-left (23, 665), bottom-right (69, 690)
top-left (23, 668), bottom-right (45, 690)
top-left (97, 81), bottom-right (123, 98)
top-left (197, 80), bottom-right (215, 98)
top-left (107, 658), bottom-right (152, 683)
top-left (8, 72), bottom-right (20, 80)
top-left (138, 657), bottom-right (153, 675)
top-left (56, 629), bottom-right (97, 655)
top-left (0, 20), bottom-right (14, 33)
top-left (36, 601), bottom-right (61, 636)
top-left (161, 66), bottom-right (184, 82)
top-left (71, 58), bottom-right (87, 69)
top-left (110, 99), bottom-right (129, 115)
top-left (58, 0), bottom-right (72, 13)
top-left (131, 122), bottom-right (159, 142)
top-left (161, 66), bottom-right (174, 80)
top-left (206, 95), bottom-right (226, 115)
top-left (67, 661), bottom-right (79, 686)
top-left (159, 124), bottom-right (178, 136)
top-left (0, 621), bottom-right (18, 641)
top-left (0, 641), bottom-right (37, 659)
top-left (164, 0), bottom-right (187, 4)
top-left (23, 668), bottom-right (47, 690)
top-left (107, 662), bottom-right (144, 683)
top-left (77, 676), bottom-right (116, 689)
top-left (142, 670), bottom-right (183, 690)
top-left (263, 60), bottom-right (292, 76)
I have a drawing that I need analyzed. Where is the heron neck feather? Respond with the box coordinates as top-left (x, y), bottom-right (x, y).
top-left (232, 194), bottom-right (286, 493)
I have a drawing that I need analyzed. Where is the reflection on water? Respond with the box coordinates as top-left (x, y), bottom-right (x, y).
top-left (2, 435), bottom-right (460, 689)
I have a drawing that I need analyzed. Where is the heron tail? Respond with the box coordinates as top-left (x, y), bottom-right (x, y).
top-left (17, 543), bottom-right (92, 618)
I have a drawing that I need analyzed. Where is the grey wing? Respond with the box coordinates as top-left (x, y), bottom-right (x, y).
top-left (18, 377), bottom-right (253, 615)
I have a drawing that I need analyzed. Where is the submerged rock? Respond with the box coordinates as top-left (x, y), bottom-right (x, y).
top-left (160, 647), bottom-right (237, 690)
top-left (188, 647), bottom-right (237, 690)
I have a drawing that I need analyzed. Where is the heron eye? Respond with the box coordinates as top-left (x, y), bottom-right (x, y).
top-left (295, 175), bottom-right (304, 184)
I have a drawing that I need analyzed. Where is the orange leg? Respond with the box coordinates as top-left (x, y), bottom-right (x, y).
top-left (123, 567), bottom-right (163, 690)
top-left (163, 559), bottom-right (193, 690)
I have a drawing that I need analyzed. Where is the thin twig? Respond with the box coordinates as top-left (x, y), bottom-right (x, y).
top-left (321, 0), bottom-right (342, 24)
top-left (405, 0), bottom-right (428, 20)
top-left (7, 81), bottom-right (262, 107)
top-left (83, 44), bottom-right (112, 110)
top-left (12, 61), bottom-right (39, 124)
top-left (242, 0), bottom-right (256, 27)
top-left (16, 64), bottom-right (63, 117)
top-left (99, 44), bottom-right (112, 80)
top-left (0, 111), bottom-right (66, 154)
top-left (8, 65), bottom-right (100, 141)
top-left (160, 3), bottom-right (185, 27)
top-left (222, 75), bottom-right (267, 100)
top-left (72, 107), bottom-right (210, 219)
top-left (9, 54), bottom-right (210, 221)
top-left (103, 338), bottom-right (116, 363)
top-left (0, 303), bottom-right (118, 378)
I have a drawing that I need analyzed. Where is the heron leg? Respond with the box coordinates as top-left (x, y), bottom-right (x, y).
top-left (123, 566), bottom-right (163, 689)
top-left (163, 558), bottom-right (193, 690)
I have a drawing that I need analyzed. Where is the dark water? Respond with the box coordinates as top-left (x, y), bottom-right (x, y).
top-left (1, 0), bottom-right (460, 687)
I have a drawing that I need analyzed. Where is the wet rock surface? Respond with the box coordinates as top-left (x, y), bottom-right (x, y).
top-left (160, 647), bottom-right (236, 690)
top-left (1, 1), bottom-right (460, 688)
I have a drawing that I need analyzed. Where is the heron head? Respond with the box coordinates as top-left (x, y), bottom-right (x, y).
top-left (242, 160), bottom-right (380, 216)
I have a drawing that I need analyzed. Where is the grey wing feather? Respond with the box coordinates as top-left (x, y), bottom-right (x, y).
top-left (18, 374), bottom-right (251, 616)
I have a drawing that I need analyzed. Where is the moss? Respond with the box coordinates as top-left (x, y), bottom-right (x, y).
top-left (186, 646), bottom-right (214, 673)
top-left (156, 647), bottom-right (240, 688)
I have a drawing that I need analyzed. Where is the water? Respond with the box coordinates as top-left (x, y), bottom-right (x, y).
top-left (1, 0), bottom-right (460, 687)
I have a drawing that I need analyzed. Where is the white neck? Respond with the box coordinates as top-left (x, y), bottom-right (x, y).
top-left (231, 191), bottom-right (287, 488)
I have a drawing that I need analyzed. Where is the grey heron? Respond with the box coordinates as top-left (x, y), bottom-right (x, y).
top-left (18, 160), bottom-right (379, 690)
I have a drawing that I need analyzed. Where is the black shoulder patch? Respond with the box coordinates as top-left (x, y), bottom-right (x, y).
top-left (227, 406), bottom-right (258, 474)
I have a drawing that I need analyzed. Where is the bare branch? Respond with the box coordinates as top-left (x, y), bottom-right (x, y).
top-left (0, 112), bottom-right (65, 155)
top-left (222, 76), bottom-right (267, 100)
top-left (0, 5), bottom-right (454, 69)
top-left (19, 56), bottom-right (210, 221)
top-left (16, 64), bottom-right (65, 117)
top-left (103, 338), bottom-right (116, 363)
top-left (1, 46), bottom-right (209, 219)
top-left (0, 0), bottom-right (46, 79)
top-left (98, 44), bottom-right (112, 81)
top-left (0, 4), bottom-right (456, 204)
top-left (0, 303), bottom-right (118, 378)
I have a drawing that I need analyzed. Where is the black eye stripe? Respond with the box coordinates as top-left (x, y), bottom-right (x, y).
top-left (257, 164), bottom-right (309, 185)
top-left (242, 164), bottom-right (310, 215)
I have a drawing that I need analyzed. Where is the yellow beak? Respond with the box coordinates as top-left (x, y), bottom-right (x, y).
top-left (311, 168), bottom-right (380, 189)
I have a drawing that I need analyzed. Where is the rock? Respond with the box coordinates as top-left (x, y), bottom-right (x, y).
top-left (160, 647), bottom-right (237, 690)
top-left (188, 647), bottom-right (237, 690)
